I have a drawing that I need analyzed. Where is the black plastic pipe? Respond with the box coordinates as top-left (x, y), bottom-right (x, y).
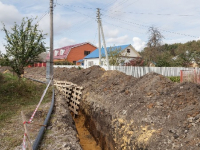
top-left (25, 77), bottom-right (55, 150)
top-left (32, 88), bottom-right (55, 150)
top-left (26, 77), bottom-right (46, 84)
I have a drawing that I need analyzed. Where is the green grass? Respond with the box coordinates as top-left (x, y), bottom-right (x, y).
top-left (168, 76), bottom-right (180, 83)
top-left (0, 72), bottom-right (52, 126)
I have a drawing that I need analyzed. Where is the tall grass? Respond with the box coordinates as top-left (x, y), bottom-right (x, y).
top-left (0, 73), bottom-right (52, 123)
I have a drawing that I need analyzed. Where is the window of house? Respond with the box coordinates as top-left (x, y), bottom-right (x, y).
top-left (127, 49), bottom-right (130, 53)
top-left (60, 49), bottom-right (65, 55)
top-left (84, 51), bottom-right (90, 56)
top-left (54, 50), bottom-right (59, 56)
top-left (88, 61), bottom-right (93, 66)
top-left (73, 61), bottom-right (76, 65)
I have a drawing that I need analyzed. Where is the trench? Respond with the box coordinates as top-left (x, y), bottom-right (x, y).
top-left (73, 111), bottom-right (102, 150)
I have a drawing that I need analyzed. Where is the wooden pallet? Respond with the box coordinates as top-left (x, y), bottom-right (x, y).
top-left (54, 80), bottom-right (83, 116)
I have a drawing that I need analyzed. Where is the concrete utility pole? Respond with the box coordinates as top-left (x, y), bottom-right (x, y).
top-left (96, 8), bottom-right (109, 69)
top-left (50, 0), bottom-right (54, 81)
top-left (97, 8), bottom-right (101, 65)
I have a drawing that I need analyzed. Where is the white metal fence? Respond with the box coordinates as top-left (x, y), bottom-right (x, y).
top-left (53, 65), bottom-right (193, 78)
top-left (104, 66), bottom-right (192, 78)
top-left (54, 65), bottom-right (81, 68)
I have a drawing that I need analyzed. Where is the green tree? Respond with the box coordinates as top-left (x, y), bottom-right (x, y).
top-left (141, 26), bottom-right (164, 66)
top-left (2, 17), bottom-right (46, 78)
top-left (102, 46), bottom-right (128, 66)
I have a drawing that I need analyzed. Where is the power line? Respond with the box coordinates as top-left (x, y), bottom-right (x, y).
top-left (55, 2), bottom-right (194, 17)
top-left (66, 19), bottom-right (95, 35)
top-left (103, 20), bottom-right (146, 35)
top-left (56, 1), bottom-right (199, 40)
top-left (93, 27), bottom-right (98, 45)
top-left (102, 10), bottom-right (194, 17)
top-left (103, 0), bottom-right (118, 9)
top-left (36, 10), bottom-right (49, 24)
top-left (56, 2), bottom-right (95, 10)
top-left (103, 14), bottom-right (199, 38)
top-left (57, 3), bottom-right (96, 20)
top-left (115, 0), bottom-right (140, 11)
top-left (110, 0), bottom-right (130, 10)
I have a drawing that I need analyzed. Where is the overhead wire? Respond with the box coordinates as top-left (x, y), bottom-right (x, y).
top-left (109, 0), bottom-right (130, 10)
top-left (103, 0), bottom-right (118, 9)
top-left (53, 1), bottom-right (199, 42)
top-left (36, 9), bottom-right (49, 24)
top-left (56, 3), bottom-right (96, 36)
top-left (56, 3), bottom-right (96, 20)
top-left (102, 10), bottom-right (194, 17)
top-left (92, 27), bottom-right (98, 45)
top-left (115, 0), bottom-right (140, 11)
top-left (103, 14), bottom-right (199, 38)
top-left (56, 2), bottom-right (95, 10)
top-left (55, 2), bottom-right (195, 17)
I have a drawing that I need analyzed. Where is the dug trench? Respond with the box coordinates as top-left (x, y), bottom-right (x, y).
top-left (22, 66), bottom-right (200, 150)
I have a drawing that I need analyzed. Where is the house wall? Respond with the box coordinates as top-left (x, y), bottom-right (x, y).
top-left (67, 43), bottom-right (97, 64)
top-left (120, 45), bottom-right (141, 57)
top-left (84, 45), bottom-right (141, 67)
top-left (84, 58), bottom-right (100, 68)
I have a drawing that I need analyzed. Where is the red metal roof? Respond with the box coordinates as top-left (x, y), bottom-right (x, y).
top-left (46, 42), bottom-right (96, 60)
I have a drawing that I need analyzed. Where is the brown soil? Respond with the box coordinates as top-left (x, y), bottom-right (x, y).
top-left (74, 111), bottom-right (101, 150)
top-left (39, 90), bottom-right (82, 150)
top-left (0, 103), bottom-right (51, 150)
top-left (11, 66), bottom-right (200, 149)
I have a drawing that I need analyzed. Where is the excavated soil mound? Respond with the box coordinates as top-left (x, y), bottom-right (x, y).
top-left (25, 67), bottom-right (46, 79)
top-left (0, 66), bottom-right (12, 73)
top-left (23, 66), bottom-right (200, 149)
top-left (54, 66), bottom-right (106, 85)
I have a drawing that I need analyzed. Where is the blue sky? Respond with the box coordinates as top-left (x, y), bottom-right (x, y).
top-left (0, 0), bottom-right (200, 54)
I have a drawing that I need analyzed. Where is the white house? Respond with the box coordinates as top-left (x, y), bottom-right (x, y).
top-left (83, 44), bottom-right (141, 68)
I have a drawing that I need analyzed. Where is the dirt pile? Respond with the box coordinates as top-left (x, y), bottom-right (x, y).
top-left (25, 67), bottom-right (46, 79)
top-left (24, 66), bottom-right (200, 150)
top-left (0, 66), bottom-right (12, 73)
top-left (39, 90), bottom-right (82, 150)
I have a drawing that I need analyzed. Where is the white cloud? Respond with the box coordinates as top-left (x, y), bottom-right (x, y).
top-left (107, 1), bottom-right (124, 18)
top-left (0, 43), bottom-right (5, 54)
top-left (107, 35), bottom-right (129, 44)
top-left (0, 1), bottom-right (23, 54)
top-left (132, 37), bottom-right (146, 51)
top-left (57, 37), bottom-right (76, 48)
top-left (104, 26), bottom-right (119, 38)
top-left (38, 14), bottom-right (71, 36)
top-left (0, 1), bottom-right (22, 27)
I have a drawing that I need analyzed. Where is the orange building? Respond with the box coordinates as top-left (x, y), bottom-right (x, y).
top-left (46, 42), bottom-right (97, 65)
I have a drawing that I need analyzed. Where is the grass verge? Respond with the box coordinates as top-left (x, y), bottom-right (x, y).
top-left (0, 73), bottom-right (52, 149)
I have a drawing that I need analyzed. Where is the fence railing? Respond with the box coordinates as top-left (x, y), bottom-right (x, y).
top-left (53, 65), bottom-right (194, 77)
top-left (54, 65), bottom-right (81, 68)
top-left (104, 66), bottom-right (193, 77)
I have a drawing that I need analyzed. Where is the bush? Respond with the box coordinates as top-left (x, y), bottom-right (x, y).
top-left (168, 76), bottom-right (180, 83)
top-left (0, 73), bottom-right (3, 83)
top-left (54, 61), bottom-right (73, 65)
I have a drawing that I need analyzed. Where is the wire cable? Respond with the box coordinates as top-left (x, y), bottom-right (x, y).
top-left (102, 10), bottom-right (194, 17)
top-left (103, 14), bottom-right (199, 38)
top-left (93, 27), bottom-right (98, 45)
top-left (57, 3), bottom-right (96, 20)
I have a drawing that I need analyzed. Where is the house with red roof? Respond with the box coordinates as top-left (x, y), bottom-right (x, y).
top-left (46, 42), bottom-right (97, 65)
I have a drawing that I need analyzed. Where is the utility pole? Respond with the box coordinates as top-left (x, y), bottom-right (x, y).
top-left (96, 8), bottom-right (109, 69)
top-left (97, 8), bottom-right (101, 66)
top-left (50, 0), bottom-right (54, 82)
